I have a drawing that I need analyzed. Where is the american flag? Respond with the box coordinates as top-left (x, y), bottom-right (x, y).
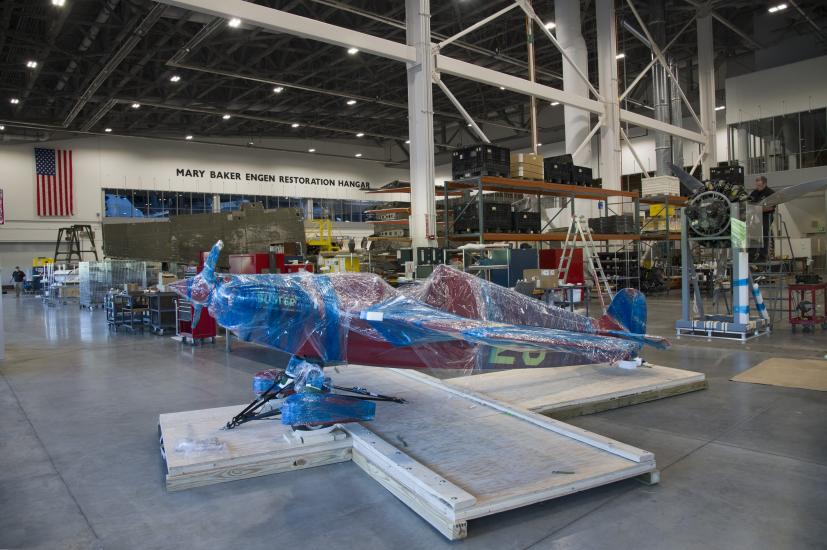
top-left (35, 147), bottom-right (73, 217)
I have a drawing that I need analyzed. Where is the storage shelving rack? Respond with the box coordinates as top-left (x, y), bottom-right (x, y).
top-left (637, 194), bottom-right (687, 293)
top-left (440, 176), bottom-right (641, 291)
top-left (439, 176), bottom-right (684, 291)
top-left (365, 186), bottom-right (463, 245)
top-left (442, 176), bottom-right (643, 244)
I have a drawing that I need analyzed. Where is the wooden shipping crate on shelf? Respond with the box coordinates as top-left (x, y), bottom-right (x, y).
top-left (641, 176), bottom-right (680, 197)
top-left (510, 152), bottom-right (544, 181)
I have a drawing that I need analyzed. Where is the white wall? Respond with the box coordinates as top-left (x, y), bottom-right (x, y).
top-left (725, 54), bottom-right (827, 124)
top-left (0, 135), bottom-right (409, 270)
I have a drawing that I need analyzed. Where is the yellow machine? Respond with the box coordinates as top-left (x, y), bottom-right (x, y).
top-left (319, 254), bottom-right (360, 273)
top-left (33, 257), bottom-right (54, 267)
top-left (306, 219), bottom-right (341, 253)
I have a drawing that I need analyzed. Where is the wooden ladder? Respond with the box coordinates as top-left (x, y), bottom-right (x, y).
top-left (558, 216), bottom-right (614, 310)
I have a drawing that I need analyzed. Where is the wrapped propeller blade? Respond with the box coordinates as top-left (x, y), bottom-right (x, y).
top-left (760, 178), bottom-right (827, 207)
top-left (670, 162), bottom-right (705, 195)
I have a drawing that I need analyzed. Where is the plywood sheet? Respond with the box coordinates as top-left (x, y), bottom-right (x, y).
top-left (445, 363), bottom-right (706, 418)
top-left (731, 358), bottom-right (827, 391)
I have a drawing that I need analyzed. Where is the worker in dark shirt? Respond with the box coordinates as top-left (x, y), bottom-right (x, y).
top-left (747, 175), bottom-right (775, 262)
top-left (11, 266), bottom-right (26, 298)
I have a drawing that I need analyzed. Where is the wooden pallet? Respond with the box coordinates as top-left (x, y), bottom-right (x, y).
top-left (159, 405), bottom-right (352, 491)
top-left (159, 367), bottom-right (658, 539)
top-left (446, 363), bottom-right (707, 419)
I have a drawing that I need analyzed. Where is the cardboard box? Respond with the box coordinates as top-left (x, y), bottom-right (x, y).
top-left (510, 152), bottom-right (544, 180)
top-left (60, 285), bottom-right (80, 298)
top-left (523, 268), bottom-right (559, 289)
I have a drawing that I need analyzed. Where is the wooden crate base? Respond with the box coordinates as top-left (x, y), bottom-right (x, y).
top-left (446, 362), bottom-right (707, 419)
top-left (159, 367), bottom-right (661, 539)
top-left (159, 405), bottom-right (352, 491)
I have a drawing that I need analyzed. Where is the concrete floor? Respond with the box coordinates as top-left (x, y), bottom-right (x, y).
top-left (1, 294), bottom-right (826, 549)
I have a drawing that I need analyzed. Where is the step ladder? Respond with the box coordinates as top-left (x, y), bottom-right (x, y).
top-left (558, 216), bottom-right (614, 310)
top-left (54, 224), bottom-right (99, 265)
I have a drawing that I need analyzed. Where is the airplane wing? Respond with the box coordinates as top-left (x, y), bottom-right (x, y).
top-left (357, 296), bottom-right (641, 363)
top-left (761, 179), bottom-right (827, 207)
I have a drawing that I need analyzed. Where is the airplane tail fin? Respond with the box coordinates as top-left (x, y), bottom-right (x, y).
top-left (598, 289), bottom-right (669, 349)
top-left (169, 240), bottom-right (223, 328)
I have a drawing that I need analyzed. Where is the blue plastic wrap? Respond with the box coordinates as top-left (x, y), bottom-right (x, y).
top-left (252, 369), bottom-right (281, 396)
top-left (172, 241), bottom-right (667, 376)
top-left (280, 393), bottom-right (376, 425)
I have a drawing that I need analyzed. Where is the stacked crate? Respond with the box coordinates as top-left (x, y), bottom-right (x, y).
top-left (512, 211), bottom-right (541, 233)
top-left (710, 162), bottom-right (744, 186)
top-left (543, 154), bottom-right (573, 184)
top-left (571, 165), bottom-right (594, 186)
top-left (543, 154), bottom-right (595, 186)
top-left (453, 200), bottom-right (512, 233)
top-left (509, 153), bottom-right (544, 180)
top-left (588, 214), bottom-right (638, 234)
top-left (451, 144), bottom-right (510, 180)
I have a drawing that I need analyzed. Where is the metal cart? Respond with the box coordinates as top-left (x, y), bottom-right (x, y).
top-left (788, 281), bottom-right (827, 333)
top-left (148, 292), bottom-right (178, 335)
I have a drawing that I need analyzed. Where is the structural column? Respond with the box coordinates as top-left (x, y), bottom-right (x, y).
top-left (595, 0), bottom-right (621, 191)
top-left (406, 0), bottom-right (437, 250)
top-left (697, 12), bottom-right (717, 179)
top-left (555, 0), bottom-right (591, 166)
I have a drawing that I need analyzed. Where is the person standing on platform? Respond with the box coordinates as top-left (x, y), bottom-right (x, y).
top-left (748, 175), bottom-right (776, 262)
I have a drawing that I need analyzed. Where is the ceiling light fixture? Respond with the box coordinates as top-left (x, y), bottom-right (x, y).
top-left (550, 101), bottom-right (560, 106)
top-left (356, 132), bottom-right (364, 137)
top-left (26, 60), bottom-right (38, 68)
top-left (222, 114), bottom-right (231, 120)
top-left (405, 140), bottom-right (410, 144)
top-left (355, 153), bottom-right (362, 157)
top-left (308, 148), bottom-right (316, 153)
top-left (273, 86), bottom-right (284, 94)
top-left (544, 21), bottom-right (556, 30)
top-left (768, 3), bottom-right (787, 13)
top-left (51, 0), bottom-right (65, 6)
top-left (104, 128), bottom-right (112, 133)
top-left (0, 125), bottom-right (5, 131)
top-left (291, 123), bottom-right (300, 128)
top-left (169, 75), bottom-right (181, 82)
top-left (616, 53), bottom-right (625, 60)
top-left (346, 99), bottom-right (357, 106)
top-left (228, 17), bottom-right (241, 27)
top-left (347, 47), bottom-right (359, 55)
top-left (131, 102), bottom-right (140, 109)
top-left (499, 86), bottom-right (505, 90)
top-left (715, 105), bottom-right (726, 111)
top-left (185, 135), bottom-right (193, 140)
top-left (10, 98), bottom-right (19, 104)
